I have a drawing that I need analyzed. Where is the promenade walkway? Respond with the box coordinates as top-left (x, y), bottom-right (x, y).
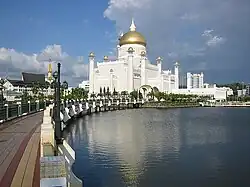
top-left (0, 112), bottom-right (43, 187)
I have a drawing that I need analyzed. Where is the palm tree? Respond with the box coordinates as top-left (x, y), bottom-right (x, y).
top-left (100, 87), bottom-right (102, 95)
top-left (103, 87), bottom-right (106, 96)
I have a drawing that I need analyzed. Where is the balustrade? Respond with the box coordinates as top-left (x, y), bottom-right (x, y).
top-left (0, 101), bottom-right (46, 123)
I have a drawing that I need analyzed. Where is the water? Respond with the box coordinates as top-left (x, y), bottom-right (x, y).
top-left (63, 107), bottom-right (250, 187)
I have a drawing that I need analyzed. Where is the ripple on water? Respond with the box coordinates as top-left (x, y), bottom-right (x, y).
top-left (66, 108), bottom-right (250, 187)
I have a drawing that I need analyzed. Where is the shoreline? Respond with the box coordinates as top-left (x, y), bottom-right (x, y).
top-left (142, 103), bottom-right (200, 109)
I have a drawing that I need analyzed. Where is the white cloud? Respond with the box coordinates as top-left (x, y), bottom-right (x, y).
top-left (202, 29), bottom-right (214, 37)
top-left (0, 45), bottom-right (88, 86)
top-left (202, 29), bottom-right (226, 47)
top-left (103, 0), bottom-right (249, 77)
top-left (207, 36), bottom-right (225, 47)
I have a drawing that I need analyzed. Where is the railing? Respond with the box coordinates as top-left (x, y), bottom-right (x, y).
top-left (143, 101), bottom-right (200, 107)
top-left (0, 100), bottom-right (47, 123)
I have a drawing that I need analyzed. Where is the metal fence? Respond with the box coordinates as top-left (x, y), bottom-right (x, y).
top-left (0, 101), bottom-right (46, 122)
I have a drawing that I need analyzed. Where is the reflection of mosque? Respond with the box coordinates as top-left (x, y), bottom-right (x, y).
top-left (71, 110), bottom-right (182, 185)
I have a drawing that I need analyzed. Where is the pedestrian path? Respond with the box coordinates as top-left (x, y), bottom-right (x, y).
top-left (0, 112), bottom-right (43, 187)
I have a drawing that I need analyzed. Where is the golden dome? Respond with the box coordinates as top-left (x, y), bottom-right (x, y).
top-left (141, 51), bottom-right (146, 56)
top-left (89, 52), bottom-right (95, 57)
top-left (119, 31), bottom-right (146, 47)
top-left (119, 18), bottom-right (146, 47)
top-left (104, 56), bottom-right (108, 60)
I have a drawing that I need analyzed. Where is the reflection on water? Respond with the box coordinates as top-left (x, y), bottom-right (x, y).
top-left (64, 108), bottom-right (250, 187)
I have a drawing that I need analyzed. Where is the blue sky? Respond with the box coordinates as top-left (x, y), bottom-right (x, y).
top-left (0, 0), bottom-right (115, 57)
top-left (0, 0), bottom-right (250, 86)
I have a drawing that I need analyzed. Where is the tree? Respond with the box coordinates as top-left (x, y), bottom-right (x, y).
top-left (90, 92), bottom-right (96, 100)
top-left (100, 87), bottom-right (102, 95)
top-left (113, 88), bottom-right (118, 96)
top-left (68, 87), bottom-right (88, 100)
top-left (44, 81), bottom-right (50, 89)
top-left (103, 87), bottom-right (106, 95)
top-left (107, 87), bottom-right (110, 98)
top-left (138, 90), bottom-right (143, 99)
top-left (154, 91), bottom-right (165, 101)
top-left (130, 90), bottom-right (138, 100)
top-left (31, 82), bottom-right (38, 96)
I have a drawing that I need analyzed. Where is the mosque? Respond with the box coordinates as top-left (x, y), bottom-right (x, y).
top-left (86, 19), bottom-right (233, 100)
top-left (88, 19), bottom-right (179, 94)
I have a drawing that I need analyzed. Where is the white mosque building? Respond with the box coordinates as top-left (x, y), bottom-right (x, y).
top-left (88, 19), bottom-right (179, 95)
top-left (87, 19), bottom-right (233, 100)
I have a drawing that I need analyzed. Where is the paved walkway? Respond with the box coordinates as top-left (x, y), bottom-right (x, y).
top-left (0, 112), bottom-right (43, 187)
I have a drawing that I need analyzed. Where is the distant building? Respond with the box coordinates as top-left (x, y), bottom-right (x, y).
top-left (237, 89), bottom-right (247, 97)
top-left (246, 84), bottom-right (250, 96)
top-left (79, 80), bottom-right (89, 91)
top-left (173, 84), bottom-right (233, 101)
top-left (187, 72), bottom-right (204, 89)
top-left (3, 72), bottom-right (53, 101)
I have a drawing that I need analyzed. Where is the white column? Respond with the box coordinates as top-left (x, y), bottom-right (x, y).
top-left (174, 62), bottom-right (179, 90)
top-left (140, 51), bottom-right (146, 86)
top-left (89, 52), bottom-right (95, 94)
top-left (187, 72), bottom-right (192, 89)
top-left (110, 70), bottom-right (114, 93)
top-left (127, 47), bottom-right (134, 92)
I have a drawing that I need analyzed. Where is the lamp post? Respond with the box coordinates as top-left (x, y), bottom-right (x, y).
top-left (53, 63), bottom-right (63, 145)
top-left (0, 79), bottom-right (4, 108)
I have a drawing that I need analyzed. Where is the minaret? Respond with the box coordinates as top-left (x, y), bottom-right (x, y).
top-left (174, 62), bottom-right (179, 89)
top-left (89, 52), bottom-right (95, 94)
top-left (157, 57), bottom-right (163, 91)
top-left (130, 18), bottom-right (136, 31)
top-left (140, 51), bottom-right (146, 86)
top-left (156, 57), bottom-right (162, 76)
top-left (127, 47), bottom-right (134, 92)
top-left (48, 60), bottom-right (53, 83)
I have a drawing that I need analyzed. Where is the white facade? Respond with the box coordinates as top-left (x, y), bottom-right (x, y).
top-left (88, 19), bottom-right (179, 94)
top-left (172, 85), bottom-right (234, 100)
top-left (237, 89), bottom-right (247, 97)
top-left (187, 72), bottom-right (204, 89)
top-left (78, 80), bottom-right (89, 91)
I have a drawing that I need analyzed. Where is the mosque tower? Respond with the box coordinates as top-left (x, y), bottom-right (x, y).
top-left (174, 62), bottom-right (179, 89)
top-left (47, 59), bottom-right (53, 83)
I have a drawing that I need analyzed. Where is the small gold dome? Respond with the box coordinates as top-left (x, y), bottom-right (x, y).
top-left (104, 56), bottom-right (108, 60)
top-left (141, 51), bottom-right (146, 56)
top-left (89, 52), bottom-right (95, 57)
top-left (119, 31), bottom-right (146, 47)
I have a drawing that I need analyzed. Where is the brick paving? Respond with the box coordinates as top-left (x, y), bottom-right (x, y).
top-left (0, 112), bottom-right (43, 187)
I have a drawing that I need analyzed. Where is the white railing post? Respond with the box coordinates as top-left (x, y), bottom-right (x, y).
top-left (4, 104), bottom-right (8, 119)
top-left (17, 102), bottom-right (22, 116)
